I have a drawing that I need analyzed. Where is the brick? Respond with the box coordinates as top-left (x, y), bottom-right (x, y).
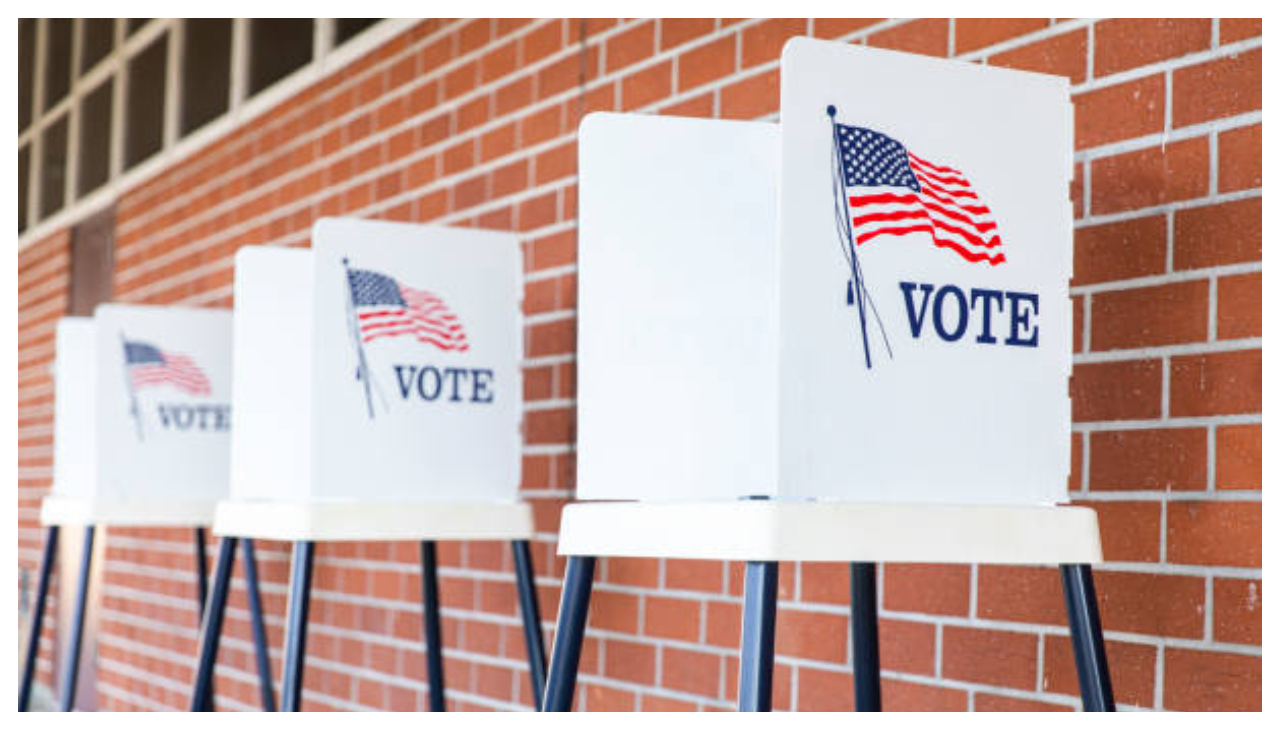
top-left (976, 566), bottom-right (1066, 625)
top-left (677, 36), bottom-right (736, 92)
top-left (879, 618), bottom-right (936, 676)
top-left (1069, 431), bottom-right (1083, 488)
top-left (1220, 18), bottom-right (1262, 44)
top-left (1095, 570), bottom-right (1205, 638)
top-left (1043, 635), bottom-right (1157, 707)
top-left (660, 646), bottom-right (720, 697)
top-left (1217, 272), bottom-right (1261, 340)
top-left (867, 18), bottom-right (950, 58)
top-left (603, 638), bottom-right (655, 685)
top-left (1216, 424), bottom-right (1261, 490)
top-left (1221, 124), bottom-right (1262, 193)
top-left (643, 595), bottom-right (700, 642)
top-left (588, 589), bottom-right (639, 633)
top-left (659, 18), bottom-right (716, 50)
top-left (1090, 137), bottom-right (1209, 216)
top-left (883, 563), bottom-right (971, 617)
top-left (954, 18), bottom-right (1049, 55)
top-left (883, 678), bottom-right (968, 711)
top-left (705, 600), bottom-right (741, 648)
top-left (1213, 578), bottom-right (1261, 645)
top-left (1081, 501), bottom-right (1164, 563)
top-left (1163, 648), bottom-right (1261, 711)
top-left (605, 20), bottom-right (655, 73)
top-left (1074, 74), bottom-right (1165, 150)
top-left (1094, 19), bottom-right (1212, 77)
top-left (582, 683), bottom-right (635, 711)
top-left (605, 556), bottom-right (660, 588)
top-left (1072, 215), bottom-right (1167, 286)
top-left (812, 19), bottom-right (880, 40)
top-left (798, 562), bottom-right (849, 605)
top-left (1167, 501), bottom-right (1261, 567)
top-left (776, 608), bottom-right (847, 664)
top-left (664, 558), bottom-right (723, 593)
top-left (1090, 280), bottom-right (1209, 351)
top-left (741, 18), bottom-right (807, 68)
top-left (990, 29), bottom-right (1087, 84)
top-left (1170, 349), bottom-right (1261, 417)
top-left (795, 666), bottom-right (853, 711)
top-left (1174, 198), bottom-right (1261, 269)
top-left (1070, 359), bottom-right (1162, 422)
top-left (942, 626), bottom-right (1039, 690)
top-left (1072, 295), bottom-right (1084, 354)
top-left (1172, 49), bottom-right (1261, 127)
top-left (1089, 428), bottom-right (1207, 490)
top-left (620, 60), bottom-right (671, 111)
top-left (720, 68), bottom-right (779, 121)
top-left (975, 694), bottom-right (1072, 712)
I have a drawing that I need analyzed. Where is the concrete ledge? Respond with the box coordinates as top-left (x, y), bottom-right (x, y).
top-left (40, 496), bottom-right (215, 527)
top-left (213, 499), bottom-right (535, 542)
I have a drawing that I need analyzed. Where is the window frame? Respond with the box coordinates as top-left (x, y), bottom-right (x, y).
top-left (19, 18), bottom-right (404, 247)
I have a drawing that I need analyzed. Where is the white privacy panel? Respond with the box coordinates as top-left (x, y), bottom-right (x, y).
top-left (576, 113), bottom-right (781, 501)
top-left (776, 39), bottom-right (1072, 505)
top-left (229, 246), bottom-right (314, 502)
top-left (93, 304), bottom-right (233, 505)
top-left (51, 318), bottom-right (97, 500)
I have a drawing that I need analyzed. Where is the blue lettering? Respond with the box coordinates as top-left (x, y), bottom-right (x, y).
top-left (899, 281), bottom-right (934, 339)
top-left (933, 285), bottom-right (968, 342)
top-left (969, 288), bottom-right (1004, 345)
top-left (1005, 291), bottom-right (1040, 347)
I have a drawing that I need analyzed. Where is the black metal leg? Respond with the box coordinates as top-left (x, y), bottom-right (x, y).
top-left (280, 541), bottom-right (315, 712)
top-left (19, 525), bottom-right (59, 711)
top-left (57, 525), bottom-right (96, 712)
top-left (419, 541), bottom-right (446, 712)
top-left (540, 556), bottom-right (596, 712)
top-left (189, 537), bottom-right (237, 711)
top-left (738, 561), bottom-right (778, 712)
top-left (1060, 564), bottom-right (1115, 711)
top-left (850, 562), bottom-right (882, 711)
top-left (511, 540), bottom-right (547, 709)
top-left (192, 528), bottom-right (213, 711)
top-left (242, 539), bottom-right (276, 711)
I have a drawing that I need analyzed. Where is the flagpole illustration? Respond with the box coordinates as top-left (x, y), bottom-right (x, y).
top-left (342, 257), bottom-right (377, 419)
top-left (119, 332), bottom-right (144, 441)
top-left (827, 105), bottom-right (893, 370)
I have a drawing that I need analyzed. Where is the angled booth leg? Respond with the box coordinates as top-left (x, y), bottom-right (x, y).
top-left (57, 525), bottom-right (96, 712)
top-left (280, 541), bottom-right (315, 712)
top-left (849, 562), bottom-right (882, 711)
top-left (419, 541), bottom-right (446, 711)
top-left (541, 556), bottom-right (596, 712)
top-left (738, 561), bottom-right (778, 712)
top-left (190, 537), bottom-right (238, 711)
top-left (1060, 564), bottom-right (1116, 711)
top-left (511, 540), bottom-right (547, 708)
top-left (242, 539), bottom-right (277, 711)
top-left (19, 525), bottom-right (60, 711)
top-left (192, 528), bottom-right (214, 711)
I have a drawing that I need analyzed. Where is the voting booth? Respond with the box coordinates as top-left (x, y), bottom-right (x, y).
top-left (544, 39), bottom-right (1112, 713)
top-left (21, 305), bottom-right (238, 712)
top-left (189, 218), bottom-right (546, 712)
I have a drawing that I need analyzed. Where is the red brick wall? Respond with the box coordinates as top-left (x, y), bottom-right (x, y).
top-left (17, 18), bottom-right (1261, 711)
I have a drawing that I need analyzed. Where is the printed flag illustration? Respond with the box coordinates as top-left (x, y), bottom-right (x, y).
top-left (346, 267), bottom-right (470, 351)
top-left (122, 339), bottom-right (212, 395)
top-left (836, 123), bottom-right (1006, 266)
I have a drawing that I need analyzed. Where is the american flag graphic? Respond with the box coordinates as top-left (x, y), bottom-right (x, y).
top-left (123, 339), bottom-right (212, 395)
top-left (837, 124), bottom-right (1006, 266)
top-left (347, 267), bottom-right (470, 351)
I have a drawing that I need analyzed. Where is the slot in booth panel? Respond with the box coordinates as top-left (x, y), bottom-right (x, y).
top-left (52, 318), bottom-right (98, 499)
top-left (94, 304), bottom-right (233, 505)
top-left (308, 218), bottom-right (523, 503)
top-left (230, 247), bottom-right (314, 503)
top-left (576, 113), bottom-right (781, 501)
top-left (776, 40), bottom-right (1073, 505)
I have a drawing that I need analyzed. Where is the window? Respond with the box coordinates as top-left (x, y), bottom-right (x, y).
top-left (180, 19), bottom-right (233, 135)
top-left (336, 19), bottom-right (381, 45)
top-left (78, 79), bottom-right (114, 197)
top-left (125, 33), bottom-right (168, 170)
top-left (80, 18), bottom-right (116, 76)
top-left (248, 19), bottom-right (314, 95)
top-left (40, 115), bottom-right (68, 219)
top-left (43, 19), bottom-right (74, 112)
top-left (19, 19), bottom-right (35, 132)
top-left (18, 19), bottom-right (392, 235)
top-left (68, 205), bottom-right (116, 317)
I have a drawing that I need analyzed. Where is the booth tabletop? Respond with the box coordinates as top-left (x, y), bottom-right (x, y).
top-left (40, 495), bottom-right (216, 527)
top-left (213, 499), bottom-right (535, 542)
top-left (557, 501), bottom-right (1102, 565)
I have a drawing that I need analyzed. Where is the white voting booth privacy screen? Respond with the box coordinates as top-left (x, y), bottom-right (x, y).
top-left (51, 305), bottom-right (233, 507)
top-left (578, 39), bottom-right (1072, 506)
top-left (229, 218), bottom-right (523, 504)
